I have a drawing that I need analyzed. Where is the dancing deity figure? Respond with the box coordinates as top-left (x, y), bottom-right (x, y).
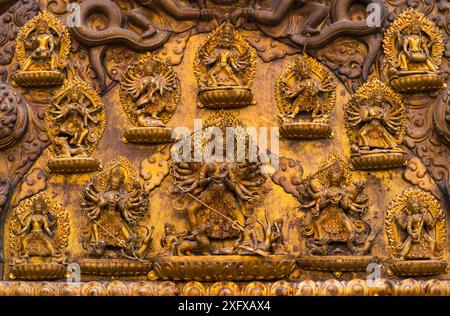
top-left (52, 86), bottom-right (99, 157)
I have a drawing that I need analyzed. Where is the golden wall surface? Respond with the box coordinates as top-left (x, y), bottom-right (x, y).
top-left (0, 0), bottom-right (449, 295)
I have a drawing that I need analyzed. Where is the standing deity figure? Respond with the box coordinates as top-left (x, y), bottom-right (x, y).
top-left (15, 195), bottom-right (56, 259)
top-left (81, 157), bottom-right (152, 259)
top-left (298, 155), bottom-right (373, 256)
top-left (13, 11), bottom-right (70, 87)
top-left (159, 223), bottom-right (182, 256)
top-left (344, 79), bottom-right (406, 170)
top-left (386, 188), bottom-right (447, 276)
top-left (276, 55), bottom-right (336, 139)
top-left (397, 196), bottom-right (436, 260)
top-left (194, 22), bottom-right (256, 108)
top-left (353, 87), bottom-right (399, 151)
top-left (204, 24), bottom-right (249, 87)
top-left (270, 219), bottom-right (288, 254)
top-left (9, 192), bottom-right (70, 280)
top-left (383, 9), bottom-right (445, 92)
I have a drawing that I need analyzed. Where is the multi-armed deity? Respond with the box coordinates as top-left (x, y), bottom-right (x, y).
top-left (120, 53), bottom-right (180, 144)
top-left (344, 79), bottom-right (406, 170)
top-left (276, 55), bottom-right (336, 139)
top-left (153, 111), bottom-right (295, 281)
top-left (12, 11), bottom-right (70, 87)
top-left (44, 78), bottom-right (105, 173)
top-left (194, 22), bottom-right (256, 108)
top-left (80, 156), bottom-right (153, 277)
top-left (296, 154), bottom-right (378, 275)
top-left (8, 193), bottom-right (70, 280)
top-left (386, 188), bottom-right (447, 276)
top-left (383, 9), bottom-right (445, 92)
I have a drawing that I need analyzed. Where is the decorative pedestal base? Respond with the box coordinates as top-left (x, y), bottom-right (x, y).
top-left (122, 127), bottom-right (173, 144)
top-left (9, 263), bottom-right (66, 281)
top-left (78, 259), bottom-right (152, 277)
top-left (351, 151), bottom-right (406, 170)
top-left (198, 86), bottom-right (254, 108)
top-left (153, 255), bottom-right (296, 281)
top-left (47, 158), bottom-right (101, 173)
top-left (13, 70), bottom-right (65, 87)
top-left (280, 122), bottom-right (332, 139)
top-left (389, 259), bottom-right (448, 277)
top-left (390, 73), bottom-right (445, 93)
top-left (298, 256), bottom-right (376, 274)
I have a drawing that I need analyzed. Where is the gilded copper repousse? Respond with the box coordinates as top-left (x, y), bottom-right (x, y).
top-left (194, 22), bottom-right (256, 108)
top-left (344, 79), bottom-right (407, 170)
top-left (45, 78), bottom-right (105, 173)
top-left (12, 11), bottom-right (70, 87)
top-left (276, 54), bottom-right (336, 139)
top-left (386, 188), bottom-right (447, 276)
top-left (79, 156), bottom-right (153, 277)
top-left (295, 154), bottom-right (378, 276)
top-left (8, 193), bottom-right (70, 280)
top-left (152, 111), bottom-right (296, 281)
top-left (0, 0), bottom-right (449, 297)
top-left (120, 53), bottom-right (180, 144)
top-left (383, 8), bottom-right (446, 93)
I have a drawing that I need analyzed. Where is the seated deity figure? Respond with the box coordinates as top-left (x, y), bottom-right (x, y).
top-left (23, 19), bottom-right (58, 71)
top-left (397, 19), bottom-right (438, 73)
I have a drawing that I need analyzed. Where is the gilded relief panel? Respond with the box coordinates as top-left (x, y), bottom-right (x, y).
top-left (0, 0), bottom-right (449, 295)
